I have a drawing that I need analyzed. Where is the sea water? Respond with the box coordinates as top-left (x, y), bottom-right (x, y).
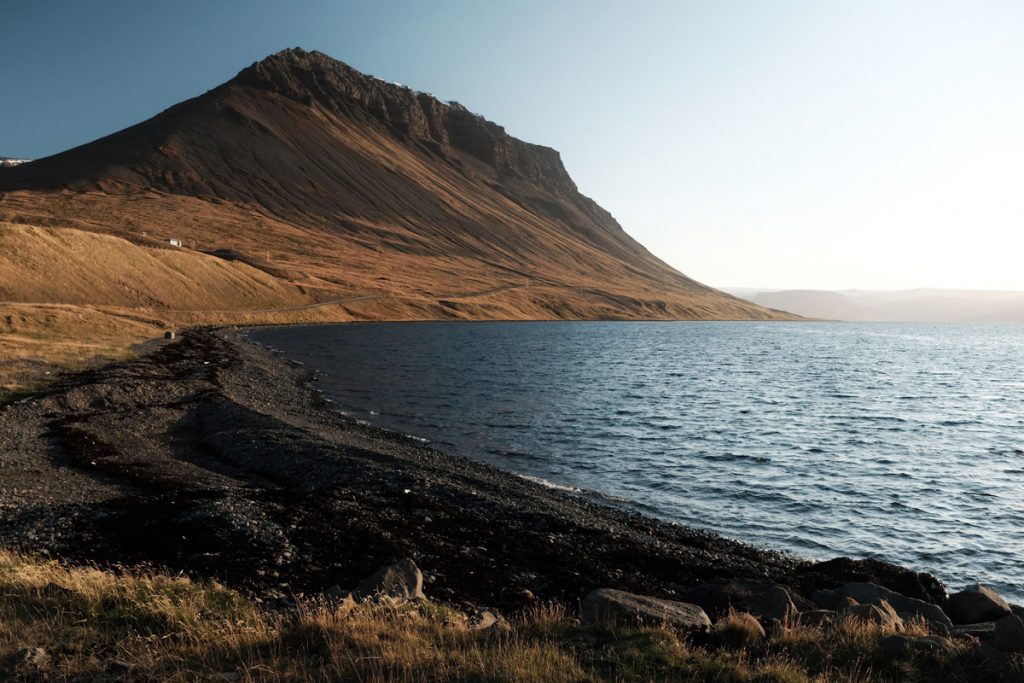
top-left (251, 321), bottom-right (1024, 600)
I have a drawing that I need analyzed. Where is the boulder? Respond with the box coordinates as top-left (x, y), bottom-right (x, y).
top-left (324, 585), bottom-right (349, 600)
top-left (678, 580), bottom-right (811, 617)
top-left (953, 621), bottom-right (997, 640)
top-left (468, 609), bottom-right (509, 632)
top-left (797, 610), bottom-right (836, 628)
top-left (880, 634), bottom-right (955, 658)
top-left (975, 642), bottom-right (1024, 682)
top-left (840, 600), bottom-right (903, 630)
top-left (164, 330), bottom-right (176, 340)
top-left (949, 584), bottom-right (1011, 625)
top-left (352, 558), bottom-right (425, 601)
top-left (803, 557), bottom-right (948, 605)
top-left (879, 635), bottom-right (913, 657)
top-left (581, 589), bottom-right (711, 632)
top-left (810, 588), bottom-right (857, 610)
top-left (837, 582), bottom-right (893, 604)
top-left (837, 581), bottom-right (952, 629)
top-left (810, 589), bottom-right (840, 609)
top-left (994, 615), bottom-right (1024, 653)
top-left (890, 596), bottom-right (953, 632)
top-left (749, 585), bottom-right (797, 621)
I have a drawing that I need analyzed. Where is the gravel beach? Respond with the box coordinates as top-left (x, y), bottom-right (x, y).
top-left (0, 328), bottom-right (947, 611)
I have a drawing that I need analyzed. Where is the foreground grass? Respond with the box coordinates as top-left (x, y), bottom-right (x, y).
top-left (0, 550), bottom-right (992, 681)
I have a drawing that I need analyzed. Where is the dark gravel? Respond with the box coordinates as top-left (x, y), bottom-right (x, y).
top-left (0, 328), bottom-right (946, 610)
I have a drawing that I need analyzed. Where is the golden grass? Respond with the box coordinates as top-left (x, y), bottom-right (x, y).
top-left (0, 218), bottom-right (794, 398)
top-left (0, 222), bottom-right (311, 310)
top-left (0, 550), bottom-right (986, 682)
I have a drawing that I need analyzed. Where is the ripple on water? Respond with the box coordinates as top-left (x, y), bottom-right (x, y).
top-left (251, 321), bottom-right (1024, 602)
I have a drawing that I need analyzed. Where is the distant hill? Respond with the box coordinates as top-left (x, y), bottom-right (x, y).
top-left (727, 288), bottom-right (1024, 322)
top-left (0, 48), bottom-right (790, 322)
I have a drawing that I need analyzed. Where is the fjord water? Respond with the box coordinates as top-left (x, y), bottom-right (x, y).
top-left (251, 322), bottom-right (1024, 600)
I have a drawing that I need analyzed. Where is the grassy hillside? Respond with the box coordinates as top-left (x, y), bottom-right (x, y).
top-left (0, 218), bottom-right (794, 398)
top-left (0, 222), bottom-right (312, 310)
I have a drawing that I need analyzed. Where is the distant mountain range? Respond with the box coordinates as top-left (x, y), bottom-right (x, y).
top-left (0, 48), bottom-right (789, 321)
top-left (726, 288), bottom-right (1024, 323)
top-left (0, 157), bottom-right (31, 168)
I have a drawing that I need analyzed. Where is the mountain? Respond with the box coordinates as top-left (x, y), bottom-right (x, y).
top-left (0, 48), bottom-right (791, 322)
top-left (744, 290), bottom-right (873, 321)
top-left (729, 288), bottom-right (1024, 322)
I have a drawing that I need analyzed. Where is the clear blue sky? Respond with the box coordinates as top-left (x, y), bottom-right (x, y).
top-left (3, 1), bottom-right (1022, 290)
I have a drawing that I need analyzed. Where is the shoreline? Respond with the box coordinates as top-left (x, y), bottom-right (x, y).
top-left (0, 327), bottom-right (952, 612)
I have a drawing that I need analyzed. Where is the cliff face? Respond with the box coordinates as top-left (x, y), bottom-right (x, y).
top-left (0, 48), bottom-right (793, 321)
top-left (236, 49), bottom-right (578, 195)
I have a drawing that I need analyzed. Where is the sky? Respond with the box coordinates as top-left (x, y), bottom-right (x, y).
top-left (2, 0), bottom-right (1022, 291)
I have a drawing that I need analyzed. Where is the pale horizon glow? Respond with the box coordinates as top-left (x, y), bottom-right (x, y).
top-left (2, 1), bottom-right (1022, 291)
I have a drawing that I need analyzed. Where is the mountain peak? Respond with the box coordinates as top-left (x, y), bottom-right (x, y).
top-left (232, 48), bottom-right (579, 195)
top-left (0, 48), bottom-right (792, 321)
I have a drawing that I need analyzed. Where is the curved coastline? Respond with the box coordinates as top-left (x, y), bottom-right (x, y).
top-left (0, 326), bottom-right (954, 614)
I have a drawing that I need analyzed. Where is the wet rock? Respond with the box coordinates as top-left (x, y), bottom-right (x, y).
top-left (749, 585), bottom-right (796, 621)
top-left (840, 600), bottom-right (903, 630)
top-left (994, 615), bottom-right (1024, 653)
top-left (949, 584), bottom-right (1011, 625)
top-left (353, 558), bottom-right (425, 601)
top-left (581, 589), bottom-right (711, 632)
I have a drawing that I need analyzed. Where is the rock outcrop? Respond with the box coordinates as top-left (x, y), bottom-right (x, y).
top-left (352, 558), bottom-right (425, 601)
top-left (949, 584), bottom-right (1012, 624)
top-left (581, 589), bottom-right (711, 632)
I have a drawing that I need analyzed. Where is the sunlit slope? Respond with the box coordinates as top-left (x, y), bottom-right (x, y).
top-left (0, 49), bottom-right (794, 322)
top-left (0, 223), bottom-right (311, 310)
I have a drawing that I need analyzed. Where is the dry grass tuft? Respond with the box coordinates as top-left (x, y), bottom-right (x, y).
top-left (717, 610), bottom-right (767, 649)
top-left (0, 550), bottom-right (987, 681)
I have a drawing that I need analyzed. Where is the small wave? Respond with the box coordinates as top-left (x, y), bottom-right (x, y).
top-left (490, 448), bottom-right (540, 461)
top-left (518, 474), bottom-right (581, 493)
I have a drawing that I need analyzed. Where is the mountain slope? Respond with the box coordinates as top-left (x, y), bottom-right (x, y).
top-left (0, 48), bottom-right (791, 321)
top-left (735, 287), bottom-right (1024, 322)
